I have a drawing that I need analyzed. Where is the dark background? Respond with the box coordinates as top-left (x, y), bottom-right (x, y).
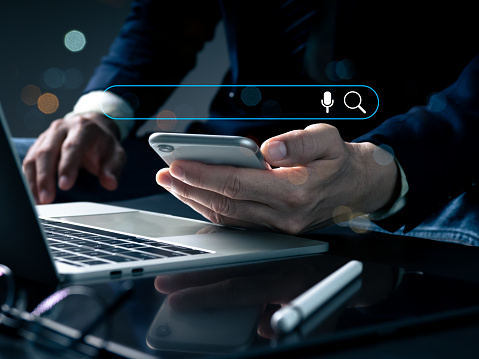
top-left (0, 0), bottom-right (229, 138)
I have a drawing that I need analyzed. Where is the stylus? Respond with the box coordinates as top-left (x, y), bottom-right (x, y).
top-left (270, 260), bottom-right (363, 334)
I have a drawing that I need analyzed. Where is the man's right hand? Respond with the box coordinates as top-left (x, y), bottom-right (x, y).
top-left (22, 112), bottom-right (127, 204)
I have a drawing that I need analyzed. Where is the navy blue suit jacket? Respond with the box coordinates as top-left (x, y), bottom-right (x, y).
top-left (83, 0), bottom-right (479, 231)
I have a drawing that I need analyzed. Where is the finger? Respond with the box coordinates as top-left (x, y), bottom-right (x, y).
top-left (99, 145), bottom-right (127, 191)
top-left (22, 159), bottom-right (39, 204)
top-left (158, 167), bottom-right (315, 233)
top-left (163, 182), bottom-right (261, 229)
top-left (22, 136), bottom-right (45, 203)
top-left (175, 191), bottom-right (267, 229)
top-left (57, 124), bottom-right (99, 191)
top-left (156, 168), bottom-right (172, 188)
top-left (167, 160), bottom-right (285, 205)
top-left (260, 123), bottom-right (344, 167)
top-left (166, 173), bottom-right (277, 228)
top-left (30, 125), bottom-right (67, 203)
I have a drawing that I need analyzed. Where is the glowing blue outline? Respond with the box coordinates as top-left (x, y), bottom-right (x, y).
top-left (102, 84), bottom-right (379, 120)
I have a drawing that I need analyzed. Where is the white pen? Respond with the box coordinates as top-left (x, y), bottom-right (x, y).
top-left (270, 260), bottom-right (363, 334)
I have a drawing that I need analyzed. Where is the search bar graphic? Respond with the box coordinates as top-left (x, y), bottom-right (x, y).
top-left (103, 85), bottom-right (379, 120)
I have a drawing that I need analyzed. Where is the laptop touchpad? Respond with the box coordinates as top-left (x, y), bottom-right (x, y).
top-left (59, 211), bottom-right (236, 238)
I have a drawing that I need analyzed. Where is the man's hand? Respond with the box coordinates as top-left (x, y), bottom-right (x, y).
top-left (23, 112), bottom-right (127, 204)
top-left (156, 124), bottom-right (399, 234)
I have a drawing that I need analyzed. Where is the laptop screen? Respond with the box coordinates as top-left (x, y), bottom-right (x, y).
top-left (0, 103), bottom-right (59, 284)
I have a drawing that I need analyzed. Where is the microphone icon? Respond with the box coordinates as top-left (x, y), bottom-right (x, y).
top-left (321, 91), bottom-right (334, 113)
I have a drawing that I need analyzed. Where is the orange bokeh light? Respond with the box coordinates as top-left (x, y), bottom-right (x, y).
top-left (37, 93), bottom-right (59, 114)
top-left (21, 84), bottom-right (42, 106)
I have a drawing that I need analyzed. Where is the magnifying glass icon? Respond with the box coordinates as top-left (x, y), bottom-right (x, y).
top-left (344, 91), bottom-right (366, 114)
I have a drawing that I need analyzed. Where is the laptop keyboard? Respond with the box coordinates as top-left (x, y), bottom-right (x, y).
top-left (40, 219), bottom-right (210, 267)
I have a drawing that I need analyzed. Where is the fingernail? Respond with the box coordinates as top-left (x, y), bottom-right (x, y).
top-left (268, 141), bottom-right (287, 161)
top-left (170, 165), bottom-right (184, 180)
top-left (156, 173), bottom-right (172, 188)
top-left (39, 190), bottom-right (50, 204)
top-left (59, 175), bottom-right (69, 190)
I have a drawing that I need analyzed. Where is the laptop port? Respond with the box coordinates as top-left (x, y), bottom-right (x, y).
top-left (132, 268), bottom-right (144, 275)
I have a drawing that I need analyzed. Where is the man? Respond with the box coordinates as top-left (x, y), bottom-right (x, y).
top-left (21, 0), bottom-right (479, 244)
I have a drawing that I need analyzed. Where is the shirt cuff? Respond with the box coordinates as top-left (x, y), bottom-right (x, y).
top-left (64, 91), bottom-right (136, 141)
top-left (368, 159), bottom-right (409, 221)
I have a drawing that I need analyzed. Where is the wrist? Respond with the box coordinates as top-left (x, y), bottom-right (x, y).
top-left (65, 112), bottom-right (122, 141)
top-left (66, 91), bottom-right (136, 141)
top-left (348, 142), bottom-right (399, 215)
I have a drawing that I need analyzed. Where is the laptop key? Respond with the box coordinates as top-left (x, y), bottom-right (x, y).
top-left (122, 251), bottom-right (162, 260)
top-left (101, 255), bottom-right (137, 263)
top-left (62, 247), bottom-right (86, 253)
top-left (137, 247), bottom-right (187, 257)
top-left (179, 249), bottom-right (209, 255)
top-left (116, 243), bottom-right (148, 249)
top-left (107, 247), bottom-right (133, 254)
top-left (55, 259), bottom-right (83, 267)
top-left (46, 234), bottom-right (70, 239)
top-left (82, 243), bottom-right (116, 250)
top-left (50, 244), bottom-right (78, 250)
top-left (56, 255), bottom-right (89, 262)
top-left (144, 242), bottom-right (179, 248)
top-left (52, 251), bottom-right (77, 258)
top-left (99, 239), bottom-right (128, 245)
top-left (66, 232), bottom-right (105, 238)
top-left (125, 238), bottom-right (159, 244)
top-left (81, 251), bottom-right (110, 257)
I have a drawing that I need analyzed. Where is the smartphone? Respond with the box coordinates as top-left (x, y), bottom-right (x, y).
top-left (148, 133), bottom-right (270, 170)
top-left (146, 298), bottom-right (260, 353)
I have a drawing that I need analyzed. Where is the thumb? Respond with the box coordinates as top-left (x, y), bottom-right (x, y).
top-left (260, 124), bottom-right (343, 167)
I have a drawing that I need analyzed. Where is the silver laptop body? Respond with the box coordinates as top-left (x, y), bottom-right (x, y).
top-left (0, 104), bottom-right (328, 284)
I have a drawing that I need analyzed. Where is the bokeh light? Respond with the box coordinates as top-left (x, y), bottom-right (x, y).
top-left (43, 67), bottom-right (65, 89)
top-left (241, 87), bottom-right (262, 106)
top-left (325, 61), bottom-right (340, 82)
top-left (261, 100), bottom-right (281, 117)
top-left (64, 30), bottom-right (86, 52)
top-left (20, 84), bottom-right (41, 106)
top-left (325, 59), bottom-right (356, 82)
top-left (37, 93), bottom-right (59, 114)
top-left (349, 214), bottom-right (371, 234)
top-left (427, 92), bottom-right (447, 112)
top-left (336, 59), bottom-right (356, 80)
top-left (156, 110), bottom-right (177, 131)
top-left (287, 167), bottom-right (309, 186)
top-left (332, 205), bottom-right (353, 225)
top-left (373, 144), bottom-right (395, 166)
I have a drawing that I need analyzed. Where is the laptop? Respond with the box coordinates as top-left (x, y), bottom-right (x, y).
top-left (0, 104), bottom-right (328, 284)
